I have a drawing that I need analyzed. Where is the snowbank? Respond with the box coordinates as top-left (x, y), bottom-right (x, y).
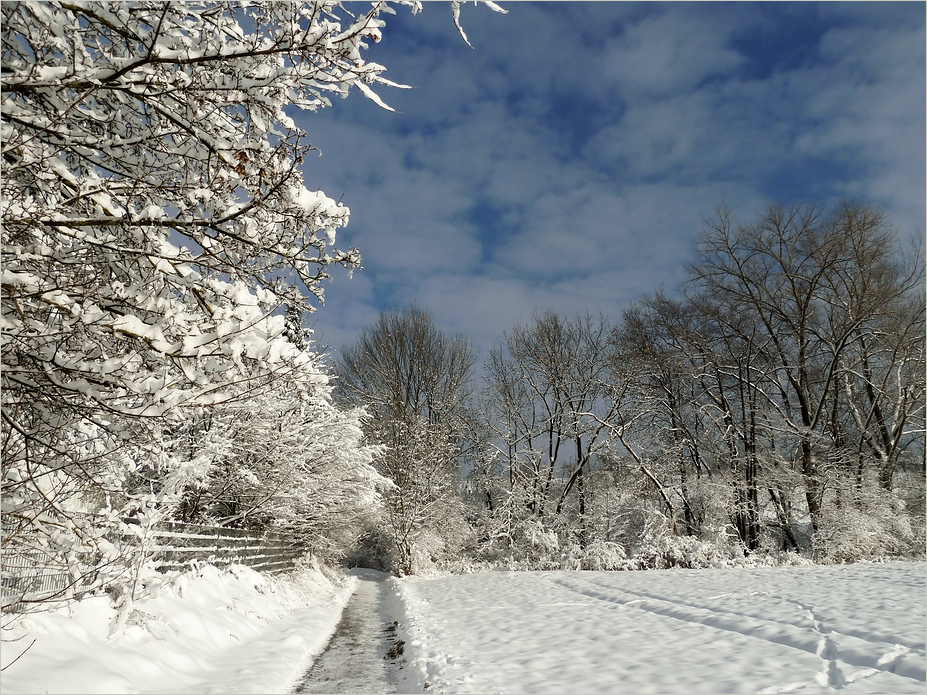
top-left (389, 561), bottom-right (927, 694)
top-left (0, 560), bottom-right (354, 694)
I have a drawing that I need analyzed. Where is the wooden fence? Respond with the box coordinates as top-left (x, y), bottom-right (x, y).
top-left (1, 521), bottom-right (307, 613)
top-left (146, 521), bottom-right (305, 574)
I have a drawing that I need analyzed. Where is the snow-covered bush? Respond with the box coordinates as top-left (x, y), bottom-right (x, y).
top-left (627, 534), bottom-right (744, 570)
top-left (166, 381), bottom-right (390, 561)
top-left (561, 539), bottom-right (627, 571)
top-left (812, 491), bottom-right (918, 563)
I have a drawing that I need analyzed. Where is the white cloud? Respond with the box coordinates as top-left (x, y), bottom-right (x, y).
top-left (599, 11), bottom-right (744, 99)
top-left (303, 2), bottom-right (925, 370)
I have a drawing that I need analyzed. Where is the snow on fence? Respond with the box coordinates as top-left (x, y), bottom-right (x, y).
top-left (148, 521), bottom-right (305, 574)
top-left (1, 521), bottom-right (307, 613)
top-left (1, 547), bottom-right (91, 615)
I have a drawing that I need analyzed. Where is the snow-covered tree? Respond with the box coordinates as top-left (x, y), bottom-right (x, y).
top-left (167, 379), bottom-right (389, 560)
top-left (1, 0), bottom-right (504, 602)
top-left (336, 305), bottom-right (476, 573)
top-left (373, 415), bottom-right (468, 574)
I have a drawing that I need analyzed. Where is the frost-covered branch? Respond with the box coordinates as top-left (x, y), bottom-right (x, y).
top-left (2, 0), bottom-right (504, 599)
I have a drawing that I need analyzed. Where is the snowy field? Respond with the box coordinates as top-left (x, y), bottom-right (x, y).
top-left (390, 562), bottom-right (927, 694)
top-left (2, 561), bottom-right (924, 694)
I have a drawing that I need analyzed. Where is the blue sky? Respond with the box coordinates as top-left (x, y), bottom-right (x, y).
top-left (297, 1), bottom-right (925, 365)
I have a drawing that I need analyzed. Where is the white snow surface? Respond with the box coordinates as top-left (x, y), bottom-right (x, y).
top-left (2, 561), bottom-right (924, 694)
top-left (390, 562), bottom-right (927, 694)
top-left (0, 562), bottom-right (354, 694)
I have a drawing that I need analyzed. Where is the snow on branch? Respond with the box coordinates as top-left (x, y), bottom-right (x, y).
top-left (1, 0), bottom-right (502, 599)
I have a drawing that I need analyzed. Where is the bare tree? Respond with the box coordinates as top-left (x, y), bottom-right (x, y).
top-left (824, 206), bottom-right (925, 493)
top-left (617, 298), bottom-right (714, 539)
top-left (338, 304), bottom-right (475, 424)
top-left (688, 202), bottom-right (924, 540)
top-left (336, 304), bottom-right (476, 573)
top-left (483, 311), bottom-right (619, 547)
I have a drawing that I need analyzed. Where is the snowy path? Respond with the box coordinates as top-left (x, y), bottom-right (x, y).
top-left (391, 562), bottom-right (927, 694)
top-left (292, 569), bottom-right (401, 694)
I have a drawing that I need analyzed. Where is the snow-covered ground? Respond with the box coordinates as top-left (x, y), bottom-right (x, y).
top-left (3, 561), bottom-right (924, 694)
top-left (390, 562), bottom-right (927, 694)
top-left (0, 561), bottom-right (354, 694)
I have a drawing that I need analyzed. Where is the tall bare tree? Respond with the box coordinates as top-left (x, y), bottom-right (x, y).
top-left (336, 304), bottom-right (476, 573)
top-left (617, 297), bottom-right (714, 539)
top-left (483, 311), bottom-right (619, 547)
top-left (688, 202), bottom-right (924, 538)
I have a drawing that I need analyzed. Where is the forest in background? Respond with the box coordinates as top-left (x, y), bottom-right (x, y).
top-left (334, 201), bottom-right (925, 574)
top-left (2, 2), bottom-right (923, 617)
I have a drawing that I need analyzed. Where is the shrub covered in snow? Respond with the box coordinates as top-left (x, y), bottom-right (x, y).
top-left (813, 491), bottom-right (919, 564)
top-left (561, 539), bottom-right (628, 571)
top-left (626, 534), bottom-right (747, 570)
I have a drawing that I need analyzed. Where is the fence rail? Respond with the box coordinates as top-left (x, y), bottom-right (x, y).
top-left (1, 521), bottom-right (307, 613)
top-left (147, 521), bottom-right (305, 574)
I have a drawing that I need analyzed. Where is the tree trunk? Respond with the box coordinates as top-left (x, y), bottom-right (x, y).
top-left (768, 486), bottom-right (799, 551)
top-left (801, 437), bottom-right (822, 534)
top-left (578, 466), bottom-right (587, 549)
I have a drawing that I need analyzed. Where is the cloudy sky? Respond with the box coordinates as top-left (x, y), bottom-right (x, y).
top-left (297, 1), bottom-right (925, 366)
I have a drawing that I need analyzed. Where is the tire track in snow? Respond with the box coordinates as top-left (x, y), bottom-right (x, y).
top-left (546, 574), bottom-right (926, 688)
top-left (578, 575), bottom-right (927, 687)
top-left (577, 575), bottom-right (926, 652)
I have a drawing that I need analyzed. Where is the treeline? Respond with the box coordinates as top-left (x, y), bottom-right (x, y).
top-left (335, 202), bottom-right (926, 574)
